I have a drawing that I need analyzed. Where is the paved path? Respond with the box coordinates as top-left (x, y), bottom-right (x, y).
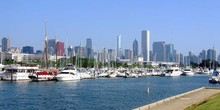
top-left (135, 87), bottom-right (220, 110)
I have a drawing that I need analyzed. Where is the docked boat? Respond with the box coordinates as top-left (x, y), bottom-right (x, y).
top-left (181, 68), bottom-right (194, 76)
top-left (55, 64), bottom-right (81, 81)
top-left (209, 70), bottom-right (219, 84)
top-left (199, 68), bottom-right (210, 75)
top-left (161, 67), bottom-right (182, 77)
top-left (2, 65), bottom-right (39, 81)
top-left (28, 69), bottom-right (57, 81)
top-left (0, 64), bottom-right (5, 80)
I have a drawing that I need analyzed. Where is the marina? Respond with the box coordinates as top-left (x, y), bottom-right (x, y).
top-left (0, 75), bottom-right (220, 109)
top-left (0, 1), bottom-right (220, 110)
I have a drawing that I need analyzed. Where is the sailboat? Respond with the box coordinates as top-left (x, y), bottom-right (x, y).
top-left (28, 19), bottom-right (58, 81)
top-left (208, 47), bottom-right (219, 83)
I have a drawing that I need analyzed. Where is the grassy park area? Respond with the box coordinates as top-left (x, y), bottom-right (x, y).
top-left (185, 93), bottom-right (220, 110)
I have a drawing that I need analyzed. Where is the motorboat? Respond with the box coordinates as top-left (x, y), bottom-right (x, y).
top-left (2, 64), bottom-right (39, 81)
top-left (55, 64), bottom-right (81, 81)
top-left (181, 68), bottom-right (194, 76)
top-left (161, 67), bottom-right (182, 77)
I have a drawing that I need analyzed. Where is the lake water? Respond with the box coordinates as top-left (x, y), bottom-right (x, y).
top-left (0, 75), bottom-right (219, 110)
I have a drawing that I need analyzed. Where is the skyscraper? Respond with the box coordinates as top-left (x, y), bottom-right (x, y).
top-left (141, 30), bottom-right (150, 62)
top-left (2, 37), bottom-right (10, 52)
top-left (207, 49), bottom-right (216, 61)
top-left (48, 39), bottom-right (56, 55)
top-left (86, 38), bottom-right (93, 58)
top-left (153, 41), bottom-right (165, 62)
top-left (117, 35), bottom-right (122, 58)
top-left (67, 46), bottom-right (75, 56)
top-left (56, 41), bottom-right (64, 56)
top-left (133, 39), bottom-right (138, 58)
top-left (165, 44), bottom-right (174, 62)
top-left (108, 49), bottom-right (116, 62)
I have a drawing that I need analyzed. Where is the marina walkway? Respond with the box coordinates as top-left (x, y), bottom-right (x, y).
top-left (134, 87), bottom-right (220, 110)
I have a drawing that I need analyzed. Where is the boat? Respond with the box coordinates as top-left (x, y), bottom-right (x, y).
top-left (78, 69), bottom-right (94, 79)
top-left (0, 64), bottom-right (5, 80)
top-left (209, 70), bottom-right (219, 84)
top-left (199, 68), bottom-right (210, 75)
top-left (161, 67), bottom-right (182, 77)
top-left (106, 71), bottom-right (117, 78)
top-left (181, 68), bottom-right (194, 76)
top-left (28, 69), bottom-right (58, 81)
top-left (55, 64), bottom-right (81, 81)
top-left (2, 64), bottom-right (39, 81)
top-left (147, 69), bottom-right (161, 76)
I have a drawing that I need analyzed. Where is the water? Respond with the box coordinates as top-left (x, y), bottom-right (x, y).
top-left (0, 75), bottom-right (220, 110)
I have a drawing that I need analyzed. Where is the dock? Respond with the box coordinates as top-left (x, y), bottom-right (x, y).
top-left (134, 87), bottom-right (220, 110)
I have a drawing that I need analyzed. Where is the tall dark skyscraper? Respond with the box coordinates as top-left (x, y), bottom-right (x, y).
top-left (133, 39), bottom-right (138, 58)
top-left (48, 39), bottom-right (56, 55)
top-left (165, 44), bottom-right (174, 62)
top-left (141, 30), bottom-right (150, 62)
top-left (86, 38), bottom-right (93, 58)
top-left (153, 41), bottom-right (165, 62)
top-left (2, 37), bottom-right (10, 52)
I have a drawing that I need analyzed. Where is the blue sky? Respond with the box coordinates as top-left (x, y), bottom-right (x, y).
top-left (0, 0), bottom-right (220, 55)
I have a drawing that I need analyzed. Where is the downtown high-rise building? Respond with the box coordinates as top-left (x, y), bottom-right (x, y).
top-left (102, 48), bottom-right (108, 63)
top-left (2, 37), bottom-right (10, 52)
top-left (124, 49), bottom-right (133, 60)
top-left (207, 49), bottom-right (216, 61)
top-left (48, 39), bottom-right (56, 55)
top-left (165, 44), bottom-right (174, 62)
top-left (86, 38), bottom-right (93, 58)
top-left (117, 35), bottom-right (123, 59)
top-left (108, 49), bottom-right (116, 62)
top-left (141, 30), bottom-right (150, 62)
top-left (133, 39), bottom-right (138, 58)
top-left (153, 41), bottom-right (165, 62)
top-left (56, 41), bottom-right (64, 56)
top-left (67, 46), bottom-right (75, 56)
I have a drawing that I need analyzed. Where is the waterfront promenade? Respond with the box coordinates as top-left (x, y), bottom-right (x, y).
top-left (134, 87), bottom-right (220, 110)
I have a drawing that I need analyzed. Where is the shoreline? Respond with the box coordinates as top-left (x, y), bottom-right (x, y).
top-left (134, 87), bottom-right (220, 110)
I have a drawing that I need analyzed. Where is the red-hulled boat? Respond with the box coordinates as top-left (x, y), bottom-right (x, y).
top-left (28, 69), bottom-right (58, 81)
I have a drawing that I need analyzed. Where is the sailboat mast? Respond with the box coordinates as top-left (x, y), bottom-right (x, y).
top-left (44, 19), bottom-right (49, 69)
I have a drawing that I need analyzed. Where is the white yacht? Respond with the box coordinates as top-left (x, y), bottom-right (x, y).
top-left (55, 64), bottom-right (81, 81)
top-left (181, 68), bottom-right (194, 76)
top-left (161, 67), bottom-right (182, 77)
top-left (2, 65), bottom-right (39, 81)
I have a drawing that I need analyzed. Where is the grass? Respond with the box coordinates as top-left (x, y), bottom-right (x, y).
top-left (185, 93), bottom-right (220, 110)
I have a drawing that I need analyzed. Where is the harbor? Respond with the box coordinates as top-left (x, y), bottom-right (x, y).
top-left (1, 75), bottom-right (220, 109)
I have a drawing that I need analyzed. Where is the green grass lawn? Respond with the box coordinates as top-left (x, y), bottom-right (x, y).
top-left (185, 93), bottom-right (220, 110)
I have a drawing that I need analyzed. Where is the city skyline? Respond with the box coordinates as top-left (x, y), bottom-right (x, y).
top-left (0, 0), bottom-right (220, 55)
